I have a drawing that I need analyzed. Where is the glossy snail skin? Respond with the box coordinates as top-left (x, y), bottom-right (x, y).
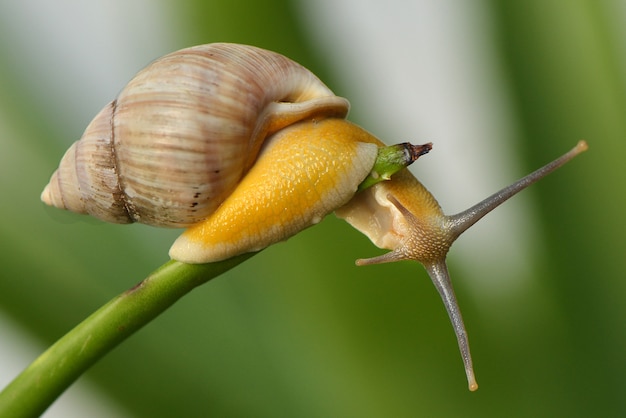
top-left (41, 43), bottom-right (588, 392)
top-left (170, 118), bottom-right (379, 263)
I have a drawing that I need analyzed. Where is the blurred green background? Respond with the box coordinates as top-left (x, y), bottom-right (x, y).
top-left (1, 0), bottom-right (624, 417)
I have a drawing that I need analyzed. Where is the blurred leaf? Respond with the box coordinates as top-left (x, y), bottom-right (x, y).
top-left (1, 0), bottom-right (625, 417)
top-left (489, 0), bottom-right (626, 416)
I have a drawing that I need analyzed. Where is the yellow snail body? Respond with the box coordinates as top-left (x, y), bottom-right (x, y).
top-left (171, 118), bottom-right (380, 262)
top-left (42, 43), bottom-right (588, 391)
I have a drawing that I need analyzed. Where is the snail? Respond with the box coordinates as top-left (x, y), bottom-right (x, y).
top-left (41, 43), bottom-right (588, 391)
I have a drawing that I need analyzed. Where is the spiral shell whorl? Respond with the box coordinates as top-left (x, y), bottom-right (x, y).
top-left (42, 43), bottom-right (349, 227)
top-left (41, 103), bottom-right (129, 223)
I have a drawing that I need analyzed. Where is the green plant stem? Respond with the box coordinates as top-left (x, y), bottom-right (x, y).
top-left (0, 253), bottom-right (255, 418)
top-left (358, 142), bottom-right (432, 191)
top-left (0, 141), bottom-right (427, 417)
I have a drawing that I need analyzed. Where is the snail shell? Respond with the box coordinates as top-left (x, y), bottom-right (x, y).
top-left (41, 43), bottom-right (351, 227)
